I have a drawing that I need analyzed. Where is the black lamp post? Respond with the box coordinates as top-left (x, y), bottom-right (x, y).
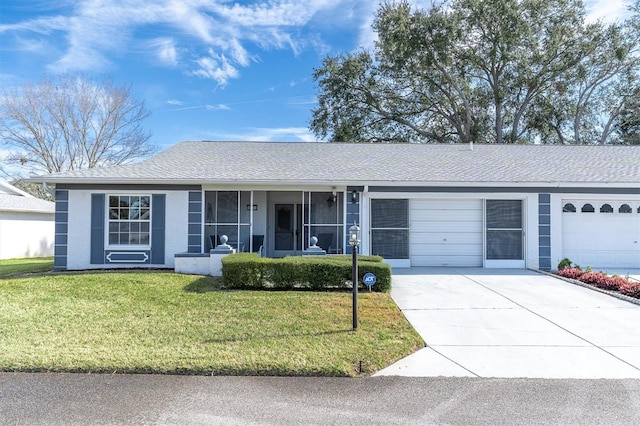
top-left (348, 222), bottom-right (361, 330)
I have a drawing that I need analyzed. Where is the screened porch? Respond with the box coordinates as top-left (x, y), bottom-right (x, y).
top-left (203, 190), bottom-right (349, 257)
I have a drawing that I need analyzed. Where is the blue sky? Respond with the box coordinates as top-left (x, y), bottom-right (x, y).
top-left (0, 0), bottom-right (633, 151)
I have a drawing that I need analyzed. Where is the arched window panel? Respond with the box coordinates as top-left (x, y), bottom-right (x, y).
top-left (619, 204), bottom-right (632, 213)
top-left (562, 203), bottom-right (576, 212)
top-left (600, 204), bottom-right (613, 213)
top-left (581, 203), bottom-right (595, 213)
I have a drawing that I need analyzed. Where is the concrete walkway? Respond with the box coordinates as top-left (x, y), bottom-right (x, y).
top-left (376, 268), bottom-right (640, 379)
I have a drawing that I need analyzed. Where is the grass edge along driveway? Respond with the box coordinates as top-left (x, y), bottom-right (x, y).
top-left (0, 261), bottom-right (423, 377)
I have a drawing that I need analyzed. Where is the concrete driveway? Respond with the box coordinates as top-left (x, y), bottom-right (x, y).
top-left (376, 268), bottom-right (640, 379)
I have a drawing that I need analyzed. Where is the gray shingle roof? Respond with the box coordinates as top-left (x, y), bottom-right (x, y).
top-left (0, 194), bottom-right (55, 213)
top-left (29, 141), bottom-right (640, 186)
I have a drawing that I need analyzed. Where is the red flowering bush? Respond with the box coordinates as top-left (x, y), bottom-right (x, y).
top-left (556, 267), bottom-right (583, 280)
top-left (579, 271), bottom-right (620, 291)
top-left (619, 281), bottom-right (640, 298)
top-left (556, 261), bottom-right (639, 300)
top-left (606, 276), bottom-right (632, 292)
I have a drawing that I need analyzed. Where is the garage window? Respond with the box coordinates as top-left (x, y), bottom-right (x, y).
top-left (619, 204), bottom-right (632, 213)
top-left (600, 204), bottom-right (613, 213)
top-left (371, 199), bottom-right (409, 259)
top-left (563, 203), bottom-right (576, 212)
top-left (581, 203), bottom-right (595, 213)
top-left (486, 200), bottom-right (523, 260)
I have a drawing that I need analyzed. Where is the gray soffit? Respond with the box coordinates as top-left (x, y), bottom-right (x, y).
top-left (28, 141), bottom-right (640, 186)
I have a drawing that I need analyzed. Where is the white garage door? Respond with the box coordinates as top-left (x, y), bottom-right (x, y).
top-left (562, 200), bottom-right (640, 269)
top-left (410, 199), bottom-right (483, 267)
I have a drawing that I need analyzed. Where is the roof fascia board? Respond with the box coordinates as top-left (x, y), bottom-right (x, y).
top-left (33, 179), bottom-right (640, 190)
top-left (56, 183), bottom-right (202, 191)
top-left (369, 186), bottom-right (640, 194)
top-left (0, 181), bottom-right (33, 197)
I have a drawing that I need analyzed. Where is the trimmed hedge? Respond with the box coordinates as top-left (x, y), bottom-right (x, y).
top-left (221, 253), bottom-right (391, 292)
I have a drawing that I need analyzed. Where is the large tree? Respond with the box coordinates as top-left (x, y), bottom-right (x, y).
top-left (0, 74), bottom-right (155, 179)
top-left (311, 0), bottom-right (640, 144)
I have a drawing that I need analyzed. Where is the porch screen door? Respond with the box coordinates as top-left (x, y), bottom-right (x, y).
top-left (486, 200), bottom-right (524, 263)
top-left (274, 204), bottom-right (303, 251)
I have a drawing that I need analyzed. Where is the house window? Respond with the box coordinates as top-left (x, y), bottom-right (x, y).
top-left (486, 200), bottom-right (523, 260)
top-left (581, 203), bottom-right (595, 213)
top-left (600, 203), bottom-right (613, 213)
top-left (562, 203), bottom-right (576, 212)
top-left (108, 195), bottom-right (151, 245)
top-left (619, 204), bottom-right (632, 213)
top-left (370, 199), bottom-right (409, 259)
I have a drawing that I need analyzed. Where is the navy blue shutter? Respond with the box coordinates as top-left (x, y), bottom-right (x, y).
top-left (90, 194), bottom-right (105, 264)
top-left (151, 194), bottom-right (166, 264)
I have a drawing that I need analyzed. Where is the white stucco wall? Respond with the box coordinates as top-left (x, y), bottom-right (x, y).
top-left (0, 211), bottom-right (54, 259)
top-left (65, 189), bottom-right (189, 270)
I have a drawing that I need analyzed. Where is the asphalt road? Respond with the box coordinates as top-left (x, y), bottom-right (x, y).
top-left (1, 373), bottom-right (640, 425)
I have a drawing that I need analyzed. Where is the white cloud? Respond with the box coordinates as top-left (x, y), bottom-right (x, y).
top-left (166, 99), bottom-right (184, 105)
top-left (190, 50), bottom-right (239, 86)
top-left (1, 0), bottom-right (349, 83)
top-left (145, 38), bottom-right (178, 67)
top-left (205, 104), bottom-right (230, 111)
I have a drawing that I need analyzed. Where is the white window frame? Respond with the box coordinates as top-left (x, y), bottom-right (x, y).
top-left (106, 194), bottom-right (152, 249)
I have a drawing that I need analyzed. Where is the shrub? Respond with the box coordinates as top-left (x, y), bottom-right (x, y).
top-left (221, 253), bottom-right (268, 289)
top-left (221, 254), bottom-right (392, 292)
top-left (555, 265), bottom-right (639, 300)
top-left (605, 276), bottom-right (631, 292)
top-left (579, 271), bottom-right (618, 291)
top-left (619, 281), bottom-right (640, 298)
top-left (557, 258), bottom-right (573, 270)
top-left (556, 267), bottom-right (583, 280)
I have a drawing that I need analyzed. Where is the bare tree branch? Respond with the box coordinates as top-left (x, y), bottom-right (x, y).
top-left (0, 74), bottom-right (156, 178)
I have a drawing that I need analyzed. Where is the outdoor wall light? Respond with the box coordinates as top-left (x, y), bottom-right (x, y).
top-left (351, 190), bottom-right (357, 204)
top-left (327, 188), bottom-right (337, 207)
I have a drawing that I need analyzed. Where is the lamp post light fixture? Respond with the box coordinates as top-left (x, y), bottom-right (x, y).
top-left (348, 221), bottom-right (361, 330)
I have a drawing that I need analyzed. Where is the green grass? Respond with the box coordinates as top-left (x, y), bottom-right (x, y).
top-left (0, 257), bottom-right (54, 278)
top-left (0, 262), bottom-right (423, 377)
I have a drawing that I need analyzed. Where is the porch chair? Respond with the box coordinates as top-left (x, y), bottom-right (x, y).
top-left (316, 233), bottom-right (334, 253)
top-left (252, 235), bottom-right (265, 257)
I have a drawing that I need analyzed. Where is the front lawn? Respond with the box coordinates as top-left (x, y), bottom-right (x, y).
top-left (0, 266), bottom-right (422, 376)
top-left (0, 257), bottom-right (54, 278)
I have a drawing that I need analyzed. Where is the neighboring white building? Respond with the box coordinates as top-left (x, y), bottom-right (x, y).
top-left (28, 142), bottom-right (640, 273)
top-left (0, 181), bottom-right (55, 260)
